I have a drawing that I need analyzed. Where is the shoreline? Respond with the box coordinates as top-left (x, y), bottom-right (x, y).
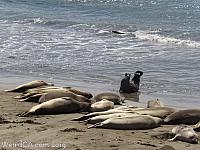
top-left (0, 72), bottom-right (198, 109)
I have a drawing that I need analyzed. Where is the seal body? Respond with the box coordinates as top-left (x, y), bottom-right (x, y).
top-left (119, 71), bottom-right (143, 93)
top-left (147, 99), bottom-right (165, 108)
top-left (85, 112), bottom-right (140, 124)
top-left (88, 115), bottom-right (162, 130)
top-left (5, 80), bottom-right (52, 92)
top-left (133, 107), bottom-right (176, 119)
top-left (93, 92), bottom-right (122, 105)
top-left (164, 109), bottom-right (200, 125)
top-left (194, 121), bottom-right (200, 132)
top-left (169, 124), bottom-right (198, 144)
top-left (66, 87), bottom-right (93, 99)
top-left (72, 107), bottom-right (173, 121)
top-left (38, 91), bottom-right (91, 104)
top-left (90, 99), bottom-right (114, 112)
top-left (23, 97), bottom-right (90, 115)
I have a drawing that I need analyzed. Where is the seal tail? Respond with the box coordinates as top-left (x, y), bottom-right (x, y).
top-left (88, 122), bottom-right (103, 129)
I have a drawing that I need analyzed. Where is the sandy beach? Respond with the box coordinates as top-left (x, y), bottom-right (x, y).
top-left (0, 85), bottom-right (199, 150)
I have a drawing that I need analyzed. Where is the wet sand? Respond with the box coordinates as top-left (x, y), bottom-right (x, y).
top-left (0, 87), bottom-right (200, 150)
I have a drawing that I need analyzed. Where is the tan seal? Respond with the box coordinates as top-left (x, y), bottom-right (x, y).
top-left (169, 124), bottom-right (198, 144)
top-left (147, 99), bottom-right (165, 108)
top-left (20, 97), bottom-right (90, 116)
top-left (90, 99), bottom-right (114, 112)
top-left (88, 115), bottom-right (162, 130)
top-left (5, 80), bottom-right (53, 92)
top-left (93, 92), bottom-right (122, 105)
top-left (164, 109), bottom-right (200, 125)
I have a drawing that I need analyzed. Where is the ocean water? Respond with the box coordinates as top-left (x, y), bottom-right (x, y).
top-left (0, 0), bottom-right (200, 108)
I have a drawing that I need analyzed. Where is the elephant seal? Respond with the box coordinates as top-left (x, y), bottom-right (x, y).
top-left (66, 87), bottom-right (93, 99)
top-left (84, 112), bottom-right (140, 124)
top-left (72, 107), bottom-right (174, 121)
top-left (169, 124), bottom-right (198, 144)
top-left (164, 109), bottom-right (200, 125)
top-left (147, 99), bottom-right (165, 108)
top-left (93, 92), bottom-right (122, 105)
top-left (90, 99), bottom-right (114, 112)
top-left (5, 80), bottom-right (53, 92)
top-left (16, 87), bottom-right (69, 99)
top-left (88, 115), bottom-right (162, 130)
top-left (20, 97), bottom-right (91, 116)
top-left (112, 30), bottom-right (126, 34)
top-left (133, 107), bottom-right (176, 119)
top-left (38, 91), bottom-right (91, 104)
top-left (194, 121), bottom-right (200, 132)
top-left (119, 71), bottom-right (143, 93)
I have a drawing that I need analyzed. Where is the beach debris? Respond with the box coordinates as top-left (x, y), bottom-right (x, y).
top-left (60, 127), bottom-right (85, 132)
top-left (157, 145), bottom-right (176, 150)
top-left (169, 124), bottom-right (198, 144)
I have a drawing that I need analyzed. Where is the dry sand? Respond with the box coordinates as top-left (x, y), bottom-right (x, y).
top-left (0, 89), bottom-right (200, 150)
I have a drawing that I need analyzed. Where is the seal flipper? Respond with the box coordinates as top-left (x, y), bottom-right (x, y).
top-left (71, 114), bottom-right (95, 121)
top-left (88, 122), bottom-right (103, 129)
top-left (168, 134), bottom-right (180, 141)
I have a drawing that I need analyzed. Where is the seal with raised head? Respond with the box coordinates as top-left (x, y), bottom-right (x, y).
top-left (93, 92), bottom-right (122, 105)
top-left (88, 115), bottom-right (162, 130)
top-left (169, 124), bottom-right (198, 144)
top-left (193, 121), bottom-right (200, 132)
top-left (5, 80), bottom-right (53, 92)
top-left (119, 71), bottom-right (143, 93)
top-left (90, 99), bottom-right (114, 112)
top-left (164, 109), bottom-right (200, 125)
top-left (20, 97), bottom-right (91, 116)
top-left (147, 99), bottom-right (165, 108)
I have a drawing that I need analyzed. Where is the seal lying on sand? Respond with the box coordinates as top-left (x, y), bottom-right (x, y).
top-left (38, 91), bottom-right (91, 104)
top-left (20, 90), bottom-right (91, 103)
top-left (88, 115), bottom-right (162, 130)
top-left (15, 87), bottom-right (68, 99)
top-left (72, 107), bottom-right (175, 121)
top-left (84, 112), bottom-right (140, 124)
top-left (164, 109), bottom-right (200, 125)
top-left (90, 99), bottom-right (114, 112)
top-left (147, 99), bottom-right (165, 108)
top-left (119, 71), bottom-right (143, 93)
top-left (93, 92), bottom-right (122, 105)
top-left (67, 87), bottom-right (93, 99)
top-left (20, 97), bottom-right (91, 116)
top-left (5, 80), bottom-right (53, 92)
top-left (194, 121), bottom-right (200, 132)
top-left (169, 124), bottom-right (198, 144)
